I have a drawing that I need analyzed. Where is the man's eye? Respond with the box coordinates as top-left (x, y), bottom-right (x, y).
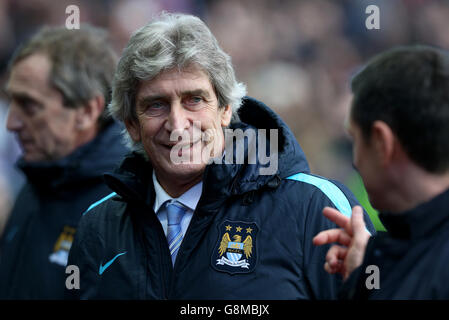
top-left (143, 101), bottom-right (167, 116)
top-left (147, 101), bottom-right (167, 111)
top-left (17, 98), bottom-right (39, 115)
top-left (185, 96), bottom-right (203, 106)
top-left (151, 99), bottom-right (167, 107)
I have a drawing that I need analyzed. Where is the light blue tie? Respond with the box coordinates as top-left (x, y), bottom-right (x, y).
top-left (166, 202), bottom-right (186, 265)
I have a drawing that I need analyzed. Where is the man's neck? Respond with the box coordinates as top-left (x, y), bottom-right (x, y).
top-left (74, 126), bottom-right (99, 151)
top-left (155, 171), bottom-right (203, 198)
top-left (388, 166), bottom-right (449, 213)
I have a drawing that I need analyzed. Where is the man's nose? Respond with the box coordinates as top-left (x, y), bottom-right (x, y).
top-left (164, 102), bottom-right (190, 133)
top-left (6, 106), bottom-right (24, 132)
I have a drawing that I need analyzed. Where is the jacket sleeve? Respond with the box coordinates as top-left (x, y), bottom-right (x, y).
top-left (65, 212), bottom-right (103, 300)
top-left (300, 180), bottom-right (376, 300)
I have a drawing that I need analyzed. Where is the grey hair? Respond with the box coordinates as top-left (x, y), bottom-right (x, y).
top-left (108, 12), bottom-right (247, 154)
top-left (9, 25), bottom-right (118, 130)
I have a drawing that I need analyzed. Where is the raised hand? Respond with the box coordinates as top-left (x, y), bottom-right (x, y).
top-left (313, 205), bottom-right (371, 280)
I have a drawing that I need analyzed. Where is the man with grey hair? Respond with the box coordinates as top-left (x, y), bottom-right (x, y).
top-left (68, 13), bottom-right (374, 299)
top-left (0, 25), bottom-right (128, 299)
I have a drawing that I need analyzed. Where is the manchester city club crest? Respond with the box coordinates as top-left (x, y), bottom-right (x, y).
top-left (212, 220), bottom-right (258, 274)
top-left (49, 225), bottom-right (76, 267)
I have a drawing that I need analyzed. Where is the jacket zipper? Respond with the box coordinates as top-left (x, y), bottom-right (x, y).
top-left (140, 204), bottom-right (172, 299)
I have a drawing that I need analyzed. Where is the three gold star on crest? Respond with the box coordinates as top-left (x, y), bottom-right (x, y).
top-left (225, 225), bottom-right (252, 234)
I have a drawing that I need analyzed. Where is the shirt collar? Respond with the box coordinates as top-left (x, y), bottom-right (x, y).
top-left (152, 170), bottom-right (203, 213)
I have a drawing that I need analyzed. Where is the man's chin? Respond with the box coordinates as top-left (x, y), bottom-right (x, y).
top-left (159, 161), bottom-right (207, 180)
top-left (22, 152), bottom-right (45, 163)
top-left (170, 161), bottom-right (206, 174)
top-left (22, 148), bottom-right (61, 163)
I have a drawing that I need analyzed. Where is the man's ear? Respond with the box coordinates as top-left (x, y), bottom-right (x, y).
top-left (371, 120), bottom-right (395, 167)
top-left (75, 95), bottom-right (105, 131)
top-left (125, 118), bottom-right (141, 142)
top-left (220, 105), bottom-right (233, 127)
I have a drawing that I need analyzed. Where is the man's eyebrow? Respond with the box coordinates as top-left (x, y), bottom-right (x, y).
top-left (137, 89), bottom-right (211, 105)
top-left (8, 91), bottom-right (34, 101)
top-left (5, 89), bottom-right (43, 107)
top-left (137, 94), bottom-right (167, 106)
top-left (183, 89), bottom-right (211, 98)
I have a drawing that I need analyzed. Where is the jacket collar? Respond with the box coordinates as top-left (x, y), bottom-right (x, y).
top-left (104, 152), bottom-right (153, 205)
top-left (237, 97), bottom-right (310, 179)
top-left (379, 187), bottom-right (449, 239)
top-left (18, 121), bottom-right (127, 190)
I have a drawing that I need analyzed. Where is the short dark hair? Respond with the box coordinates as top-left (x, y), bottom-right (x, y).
top-left (350, 45), bottom-right (449, 173)
top-left (8, 25), bottom-right (118, 129)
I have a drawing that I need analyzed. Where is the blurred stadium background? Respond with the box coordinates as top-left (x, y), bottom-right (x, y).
top-left (1, 0), bottom-right (448, 233)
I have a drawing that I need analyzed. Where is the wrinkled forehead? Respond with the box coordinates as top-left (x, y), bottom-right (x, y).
top-left (136, 65), bottom-right (215, 101)
top-left (6, 54), bottom-right (55, 101)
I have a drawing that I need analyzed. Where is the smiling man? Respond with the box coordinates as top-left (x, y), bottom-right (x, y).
top-left (0, 26), bottom-right (128, 299)
top-left (128, 65), bottom-right (232, 196)
top-left (67, 13), bottom-right (375, 300)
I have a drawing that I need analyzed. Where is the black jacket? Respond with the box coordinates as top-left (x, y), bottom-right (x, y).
top-left (67, 97), bottom-right (375, 300)
top-left (340, 187), bottom-right (449, 300)
top-left (0, 121), bottom-right (128, 299)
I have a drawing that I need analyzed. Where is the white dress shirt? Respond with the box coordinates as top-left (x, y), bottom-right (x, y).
top-left (152, 171), bottom-right (202, 238)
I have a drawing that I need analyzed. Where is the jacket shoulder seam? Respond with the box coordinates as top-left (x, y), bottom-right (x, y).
top-left (284, 173), bottom-right (352, 218)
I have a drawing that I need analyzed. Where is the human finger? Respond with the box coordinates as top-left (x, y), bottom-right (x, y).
top-left (326, 244), bottom-right (348, 268)
top-left (313, 229), bottom-right (352, 247)
top-left (324, 260), bottom-right (343, 274)
top-left (351, 206), bottom-right (371, 251)
top-left (322, 207), bottom-right (351, 231)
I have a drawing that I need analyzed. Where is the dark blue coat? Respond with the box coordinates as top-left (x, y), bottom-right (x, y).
top-left (340, 187), bottom-right (449, 300)
top-left (67, 97), bottom-right (375, 300)
top-left (0, 121), bottom-right (128, 299)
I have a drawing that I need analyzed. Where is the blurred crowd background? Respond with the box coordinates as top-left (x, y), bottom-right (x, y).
top-left (1, 0), bottom-right (448, 232)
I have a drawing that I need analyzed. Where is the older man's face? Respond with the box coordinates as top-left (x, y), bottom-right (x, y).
top-left (6, 54), bottom-right (83, 162)
top-left (127, 65), bottom-right (232, 184)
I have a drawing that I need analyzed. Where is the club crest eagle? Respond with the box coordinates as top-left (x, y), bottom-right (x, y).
top-left (218, 233), bottom-right (253, 259)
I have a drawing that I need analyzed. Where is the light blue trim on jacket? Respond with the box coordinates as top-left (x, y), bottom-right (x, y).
top-left (286, 173), bottom-right (352, 218)
top-left (83, 192), bottom-right (117, 216)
